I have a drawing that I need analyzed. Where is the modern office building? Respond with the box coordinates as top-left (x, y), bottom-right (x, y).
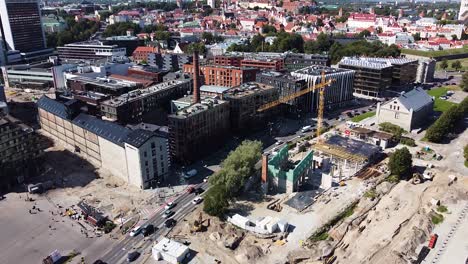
top-left (284, 53), bottom-right (331, 70)
top-left (416, 59), bottom-right (436, 84)
top-left (338, 57), bottom-right (393, 99)
top-left (57, 41), bottom-right (127, 62)
top-left (0, 0), bottom-right (53, 63)
top-left (291, 65), bottom-right (355, 111)
top-left (37, 96), bottom-right (170, 189)
top-left (168, 96), bottom-right (230, 164)
top-left (100, 79), bottom-right (192, 124)
top-left (256, 71), bottom-right (307, 112)
top-left (0, 114), bottom-right (48, 191)
top-left (223, 82), bottom-right (279, 133)
top-left (183, 64), bottom-right (257, 87)
top-left (66, 75), bottom-right (139, 96)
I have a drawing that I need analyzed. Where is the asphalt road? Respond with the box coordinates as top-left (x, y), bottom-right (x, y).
top-left (99, 181), bottom-right (209, 264)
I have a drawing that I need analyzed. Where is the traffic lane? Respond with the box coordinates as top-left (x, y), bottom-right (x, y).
top-left (100, 183), bottom-right (208, 263)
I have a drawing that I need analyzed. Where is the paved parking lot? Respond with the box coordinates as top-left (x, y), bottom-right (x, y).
top-left (0, 193), bottom-right (112, 264)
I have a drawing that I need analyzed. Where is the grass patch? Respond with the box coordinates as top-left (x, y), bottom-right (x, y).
top-left (402, 46), bottom-right (468, 57)
top-left (431, 212), bottom-right (444, 225)
top-left (364, 189), bottom-right (378, 199)
top-left (308, 201), bottom-right (358, 242)
top-left (465, 160), bottom-right (468, 168)
top-left (436, 58), bottom-right (468, 71)
top-left (351, 111), bottom-right (375, 122)
top-left (437, 205), bottom-right (448, 213)
top-left (427, 87), bottom-right (458, 112)
top-left (386, 175), bottom-right (400, 183)
top-left (310, 230), bottom-right (329, 242)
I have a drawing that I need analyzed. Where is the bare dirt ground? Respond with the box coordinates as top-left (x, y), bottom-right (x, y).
top-left (332, 168), bottom-right (468, 264)
top-left (41, 144), bottom-right (154, 221)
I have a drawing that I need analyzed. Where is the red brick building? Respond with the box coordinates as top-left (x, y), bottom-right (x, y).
top-left (214, 55), bottom-right (243, 67)
top-left (183, 64), bottom-right (257, 87)
top-left (132, 46), bottom-right (158, 63)
top-left (240, 58), bottom-right (285, 71)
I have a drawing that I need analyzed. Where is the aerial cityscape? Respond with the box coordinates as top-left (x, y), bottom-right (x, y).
top-left (0, 0), bottom-right (467, 263)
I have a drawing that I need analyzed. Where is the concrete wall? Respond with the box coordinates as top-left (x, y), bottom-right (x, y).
top-left (99, 137), bottom-right (129, 183)
top-left (124, 143), bottom-right (144, 188)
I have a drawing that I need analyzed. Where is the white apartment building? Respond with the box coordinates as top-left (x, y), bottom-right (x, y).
top-left (37, 96), bottom-right (170, 189)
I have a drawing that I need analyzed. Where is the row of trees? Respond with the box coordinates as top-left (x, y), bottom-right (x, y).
top-left (203, 140), bottom-right (262, 217)
top-left (227, 32), bottom-right (401, 64)
top-left (462, 72), bottom-right (468, 92)
top-left (440, 59), bottom-right (463, 71)
top-left (425, 96), bottom-right (468, 143)
top-left (102, 22), bottom-right (171, 41)
top-left (46, 18), bottom-right (99, 47)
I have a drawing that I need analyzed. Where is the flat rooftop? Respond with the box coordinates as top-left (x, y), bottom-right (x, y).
top-left (293, 65), bottom-right (352, 76)
top-left (314, 135), bottom-right (381, 162)
top-left (224, 82), bottom-right (275, 98)
top-left (171, 96), bottom-right (228, 118)
top-left (153, 237), bottom-right (188, 258)
top-left (101, 80), bottom-right (190, 107)
top-left (339, 57), bottom-right (416, 69)
top-left (69, 76), bottom-right (137, 91)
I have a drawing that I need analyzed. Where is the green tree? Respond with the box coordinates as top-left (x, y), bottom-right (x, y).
top-left (357, 29), bottom-right (371, 38)
top-left (379, 122), bottom-right (406, 141)
top-left (451, 34), bottom-right (458, 41)
top-left (186, 43), bottom-right (206, 54)
top-left (452, 60), bottom-right (462, 71)
top-left (203, 184), bottom-right (229, 217)
top-left (462, 72), bottom-right (468, 92)
top-left (440, 59), bottom-right (449, 71)
top-left (388, 147), bottom-right (413, 180)
top-left (262, 25), bottom-right (277, 35)
top-left (412, 32), bottom-right (421, 41)
top-left (425, 97), bottom-right (468, 142)
top-left (464, 144), bottom-right (468, 167)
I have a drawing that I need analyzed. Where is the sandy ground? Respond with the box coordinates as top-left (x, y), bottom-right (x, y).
top-left (0, 193), bottom-right (113, 264)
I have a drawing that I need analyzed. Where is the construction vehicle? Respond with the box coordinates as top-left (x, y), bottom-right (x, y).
top-left (190, 212), bottom-right (209, 233)
top-left (258, 71), bottom-right (333, 143)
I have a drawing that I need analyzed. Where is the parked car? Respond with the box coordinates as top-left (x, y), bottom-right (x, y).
top-left (129, 226), bottom-right (142, 237)
top-left (163, 210), bottom-right (175, 219)
top-left (141, 224), bottom-right (155, 237)
top-left (127, 251), bottom-right (140, 262)
top-left (165, 218), bottom-right (176, 228)
top-left (192, 197), bottom-right (203, 204)
top-left (164, 202), bottom-right (176, 210)
top-left (183, 169), bottom-right (198, 179)
top-left (203, 176), bottom-right (210, 183)
top-left (440, 96), bottom-right (448, 100)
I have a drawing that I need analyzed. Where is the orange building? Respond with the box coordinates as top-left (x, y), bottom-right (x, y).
top-left (183, 64), bottom-right (257, 87)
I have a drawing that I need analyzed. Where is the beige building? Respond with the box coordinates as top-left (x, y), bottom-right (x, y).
top-left (376, 88), bottom-right (434, 132)
top-left (37, 96), bottom-right (170, 189)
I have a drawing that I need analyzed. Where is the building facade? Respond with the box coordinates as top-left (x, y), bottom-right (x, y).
top-left (223, 82), bottom-right (279, 133)
top-left (291, 65), bottom-right (356, 111)
top-left (376, 88), bottom-right (434, 131)
top-left (338, 57), bottom-right (393, 99)
top-left (284, 53), bottom-right (331, 70)
top-left (100, 79), bottom-right (192, 123)
top-left (0, 114), bottom-right (47, 191)
top-left (459, 0), bottom-right (467, 21)
top-left (37, 96), bottom-right (170, 189)
top-left (0, 0), bottom-right (45, 53)
top-left (168, 96), bottom-right (230, 164)
top-left (183, 64), bottom-right (257, 87)
top-left (57, 41), bottom-right (126, 62)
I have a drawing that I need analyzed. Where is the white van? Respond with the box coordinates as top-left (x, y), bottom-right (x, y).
top-left (301, 125), bottom-right (312, 132)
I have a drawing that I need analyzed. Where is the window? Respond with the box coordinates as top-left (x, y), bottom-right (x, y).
top-left (143, 151), bottom-right (147, 158)
top-left (151, 142), bottom-right (155, 148)
top-left (395, 112), bottom-right (399, 119)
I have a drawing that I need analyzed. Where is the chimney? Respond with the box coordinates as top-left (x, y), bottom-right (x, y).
top-left (193, 51), bottom-right (201, 104)
top-left (261, 154), bottom-right (269, 183)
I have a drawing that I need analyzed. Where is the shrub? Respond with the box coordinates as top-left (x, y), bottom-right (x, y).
top-left (437, 205), bottom-right (448, 213)
top-left (379, 122), bottom-right (406, 140)
top-left (400, 137), bottom-right (416, 147)
top-left (386, 175), bottom-right (400, 183)
top-left (431, 212), bottom-right (444, 224)
top-left (364, 189), bottom-right (377, 199)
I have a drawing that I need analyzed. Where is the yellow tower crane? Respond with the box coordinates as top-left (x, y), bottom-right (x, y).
top-left (257, 71), bottom-right (334, 142)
